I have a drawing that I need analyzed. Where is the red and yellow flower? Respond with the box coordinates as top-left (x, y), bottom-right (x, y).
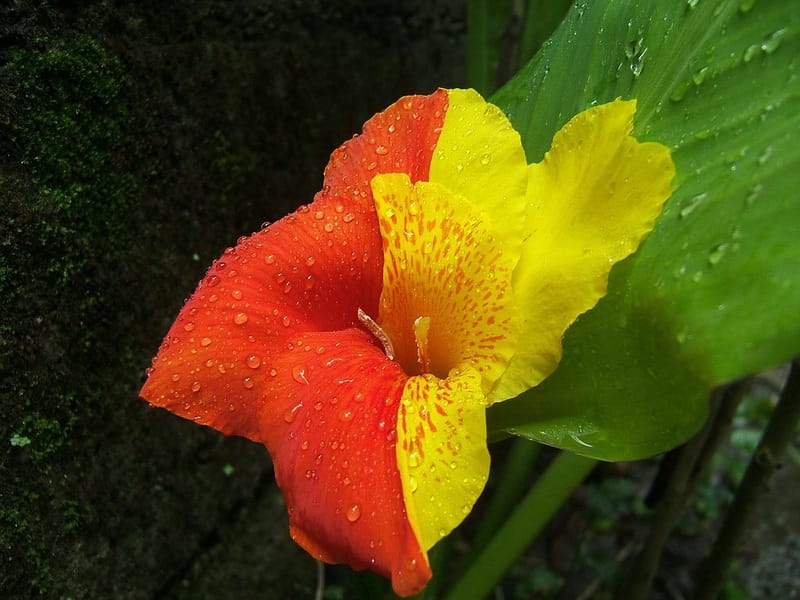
top-left (140, 88), bottom-right (674, 596)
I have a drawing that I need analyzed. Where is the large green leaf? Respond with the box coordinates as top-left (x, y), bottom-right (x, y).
top-left (487, 0), bottom-right (800, 460)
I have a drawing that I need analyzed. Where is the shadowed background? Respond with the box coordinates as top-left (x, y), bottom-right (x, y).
top-left (0, 2), bottom-right (464, 597)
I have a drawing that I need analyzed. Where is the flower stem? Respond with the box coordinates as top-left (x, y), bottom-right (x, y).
top-left (623, 381), bottom-right (745, 599)
top-left (517, 0), bottom-right (572, 67)
top-left (443, 451), bottom-right (596, 600)
top-left (471, 438), bottom-right (542, 552)
top-left (692, 360), bottom-right (800, 600)
top-left (467, 0), bottom-right (492, 95)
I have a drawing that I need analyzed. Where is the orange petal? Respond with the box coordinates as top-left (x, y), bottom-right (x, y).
top-left (316, 89), bottom-right (448, 207)
top-left (259, 329), bottom-right (430, 597)
top-left (140, 198), bottom-right (383, 443)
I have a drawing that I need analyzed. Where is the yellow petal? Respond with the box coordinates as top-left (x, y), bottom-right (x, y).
top-left (396, 367), bottom-right (489, 551)
top-left (371, 172), bottom-right (517, 394)
top-left (430, 88), bottom-right (529, 252)
top-left (489, 99), bottom-right (675, 402)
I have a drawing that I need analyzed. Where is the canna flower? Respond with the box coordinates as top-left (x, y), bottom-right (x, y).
top-left (140, 88), bottom-right (674, 596)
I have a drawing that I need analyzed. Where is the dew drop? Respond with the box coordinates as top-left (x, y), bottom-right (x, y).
top-left (191, 380), bottom-right (201, 393)
top-left (346, 504), bottom-right (362, 523)
top-left (324, 222), bottom-right (335, 233)
top-left (208, 293), bottom-right (218, 303)
top-left (292, 365), bottom-right (309, 385)
top-left (265, 254), bottom-right (276, 265)
top-left (679, 192), bottom-right (707, 218)
top-left (206, 274), bottom-right (220, 287)
top-left (171, 372), bottom-right (180, 382)
top-left (762, 28), bottom-right (788, 54)
top-left (231, 289), bottom-right (243, 300)
top-left (246, 355), bottom-right (261, 369)
top-left (408, 450), bottom-right (421, 468)
top-left (342, 212), bottom-right (355, 223)
top-left (233, 312), bottom-right (249, 325)
top-left (282, 315), bottom-right (291, 327)
top-left (183, 322), bottom-right (195, 332)
top-left (708, 243), bottom-right (729, 266)
top-left (375, 145), bottom-right (388, 155)
top-left (243, 377), bottom-right (254, 389)
top-left (200, 337), bottom-right (212, 347)
top-left (340, 408), bottom-right (354, 421)
top-left (305, 256), bottom-right (315, 267)
top-left (283, 403), bottom-right (302, 423)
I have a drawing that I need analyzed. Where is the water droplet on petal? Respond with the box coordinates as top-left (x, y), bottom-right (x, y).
top-left (183, 322), bottom-right (195, 332)
top-left (191, 381), bottom-right (201, 393)
top-left (480, 153), bottom-right (491, 165)
top-left (171, 372), bottom-right (180, 382)
top-left (243, 377), bottom-right (254, 389)
top-left (342, 212), bottom-right (355, 223)
top-left (283, 403), bottom-right (302, 423)
top-left (346, 504), bottom-right (361, 522)
top-left (340, 408), bottom-right (354, 421)
top-left (200, 337), bottom-right (212, 347)
top-left (409, 476), bottom-right (418, 492)
top-left (265, 253), bottom-right (276, 265)
top-left (233, 312), bottom-right (248, 325)
top-left (292, 365), bottom-right (309, 385)
top-left (323, 222), bottom-right (335, 233)
top-left (246, 355), bottom-right (261, 369)
top-left (408, 450), bottom-right (421, 468)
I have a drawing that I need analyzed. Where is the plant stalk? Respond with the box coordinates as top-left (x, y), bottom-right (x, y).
top-left (443, 451), bottom-right (596, 600)
top-left (692, 360), bottom-right (800, 600)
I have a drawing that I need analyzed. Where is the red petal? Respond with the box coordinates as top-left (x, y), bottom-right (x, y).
top-left (140, 199), bottom-right (383, 440)
top-left (260, 328), bottom-right (430, 596)
top-left (316, 88), bottom-right (448, 208)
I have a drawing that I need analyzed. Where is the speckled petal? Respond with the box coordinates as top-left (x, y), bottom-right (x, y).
top-left (371, 172), bottom-right (517, 394)
top-left (396, 367), bottom-right (489, 552)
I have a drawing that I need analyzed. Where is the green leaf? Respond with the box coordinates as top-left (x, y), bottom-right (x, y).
top-left (488, 0), bottom-right (800, 460)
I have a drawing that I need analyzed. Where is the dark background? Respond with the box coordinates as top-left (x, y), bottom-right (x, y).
top-left (0, 2), bottom-right (465, 597)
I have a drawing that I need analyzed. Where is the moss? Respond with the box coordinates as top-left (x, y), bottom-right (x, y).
top-left (0, 34), bottom-right (137, 595)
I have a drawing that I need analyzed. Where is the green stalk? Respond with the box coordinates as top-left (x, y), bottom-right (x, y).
top-left (692, 361), bottom-right (800, 600)
top-left (517, 0), bottom-right (572, 67)
top-left (443, 451), bottom-right (596, 600)
top-left (467, 0), bottom-right (491, 95)
top-left (471, 438), bottom-right (542, 552)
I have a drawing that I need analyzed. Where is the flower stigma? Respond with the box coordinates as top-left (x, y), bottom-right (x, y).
top-left (357, 307), bottom-right (395, 360)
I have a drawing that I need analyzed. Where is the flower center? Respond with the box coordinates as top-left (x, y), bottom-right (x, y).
top-left (358, 308), bottom-right (434, 376)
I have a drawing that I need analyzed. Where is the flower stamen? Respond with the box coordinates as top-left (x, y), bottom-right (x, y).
top-left (413, 316), bottom-right (431, 374)
top-left (357, 307), bottom-right (395, 360)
